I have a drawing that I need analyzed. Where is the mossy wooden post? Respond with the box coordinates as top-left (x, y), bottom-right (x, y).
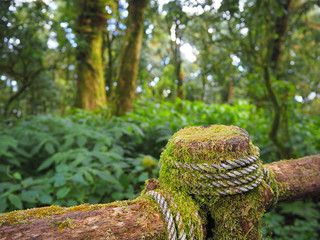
top-left (159, 125), bottom-right (276, 239)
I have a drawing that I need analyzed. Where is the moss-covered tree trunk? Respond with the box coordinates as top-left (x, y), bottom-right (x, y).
top-left (113, 0), bottom-right (149, 116)
top-left (75, 0), bottom-right (107, 110)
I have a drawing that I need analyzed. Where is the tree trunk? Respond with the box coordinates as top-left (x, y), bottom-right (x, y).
top-left (201, 74), bottom-right (207, 101)
top-left (105, 33), bottom-right (114, 100)
top-left (176, 58), bottom-right (184, 100)
top-left (264, 0), bottom-right (292, 159)
top-left (75, 0), bottom-right (107, 110)
top-left (113, 0), bottom-right (149, 116)
top-left (1, 155), bottom-right (319, 239)
top-left (227, 81), bottom-right (233, 102)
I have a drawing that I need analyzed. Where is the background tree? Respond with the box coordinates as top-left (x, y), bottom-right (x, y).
top-left (163, 1), bottom-right (189, 100)
top-left (113, 0), bottom-right (150, 116)
top-left (74, 0), bottom-right (113, 110)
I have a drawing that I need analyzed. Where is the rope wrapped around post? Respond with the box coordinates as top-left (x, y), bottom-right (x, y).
top-left (143, 125), bottom-right (279, 240)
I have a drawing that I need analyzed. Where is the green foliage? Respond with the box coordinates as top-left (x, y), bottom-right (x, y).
top-left (0, 111), bottom-right (158, 212)
top-left (262, 201), bottom-right (320, 240)
top-left (125, 99), bottom-right (319, 163)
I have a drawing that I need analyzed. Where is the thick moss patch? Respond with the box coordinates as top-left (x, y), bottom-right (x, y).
top-left (0, 200), bottom-right (143, 227)
top-left (162, 125), bottom-right (258, 165)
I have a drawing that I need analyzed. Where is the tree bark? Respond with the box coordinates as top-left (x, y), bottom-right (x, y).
top-left (1, 155), bottom-right (319, 239)
top-left (176, 56), bottom-right (184, 100)
top-left (75, 0), bottom-right (107, 110)
top-left (201, 73), bottom-right (207, 101)
top-left (113, 0), bottom-right (149, 116)
top-left (105, 33), bottom-right (114, 100)
top-left (0, 199), bottom-right (164, 240)
top-left (266, 154), bottom-right (320, 203)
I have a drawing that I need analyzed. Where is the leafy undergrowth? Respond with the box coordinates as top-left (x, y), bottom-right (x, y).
top-left (1, 99), bottom-right (319, 239)
top-left (0, 112), bottom-right (158, 212)
top-left (262, 200), bottom-right (320, 240)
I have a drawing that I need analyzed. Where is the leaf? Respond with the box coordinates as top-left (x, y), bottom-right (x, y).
top-left (82, 171), bottom-right (94, 184)
top-left (45, 142), bottom-right (55, 155)
top-left (56, 164), bottom-right (69, 173)
top-left (96, 170), bottom-right (121, 187)
top-left (111, 192), bottom-right (124, 200)
top-left (0, 136), bottom-right (17, 156)
top-left (56, 187), bottom-right (71, 199)
top-left (88, 195), bottom-right (101, 204)
top-left (106, 152), bottom-right (123, 161)
top-left (71, 173), bottom-right (88, 185)
top-left (21, 191), bottom-right (36, 203)
top-left (38, 152), bottom-right (65, 171)
top-left (13, 172), bottom-right (22, 181)
top-left (1, 184), bottom-right (22, 197)
top-left (66, 199), bottom-right (78, 207)
top-left (119, 174), bottom-right (130, 189)
top-left (111, 164), bottom-right (123, 179)
top-left (14, 147), bottom-right (32, 158)
top-left (59, 136), bottom-right (74, 151)
top-left (8, 194), bottom-right (23, 209)
top-left (22, 177), bottom-right (47, 188)
top-left (0, 198), bottom-right (8, 213)
top-left (138, 172), bottom-right (149, 183)
top-left (104, 137), bottom-right (113, 147)
top-left (76, 136), bottom-right (87, 147)
top-left (53, 173), bottom-right (67, 187)
top-left (7, 158), bottom-right (21, 167)
top-left (38, 193), bottom-right (53, 204)
top-left (131, 124), bottom-right (144, 137)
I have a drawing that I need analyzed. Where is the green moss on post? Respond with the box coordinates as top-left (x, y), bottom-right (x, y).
top-left (159, 125), bottom-right (269, 239)
top-left (142, 179), bottom-right (205, 239)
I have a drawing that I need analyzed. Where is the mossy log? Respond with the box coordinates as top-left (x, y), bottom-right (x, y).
top-left (1, 125), bottom-right (319, 240)
top-left (266, 154), bottom-right (320, 202)
top-left (1, 155), bottom-right (319, 240)
top-left (0, 198), bottom-right (165, 240)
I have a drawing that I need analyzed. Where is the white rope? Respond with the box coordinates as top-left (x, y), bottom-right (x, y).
top-left (146, 190), bottom-right (203, 240)
top-left (146, 191), bottom-right (177, 240)
top-left (166, 155), bottom-right (278, 197)
top-left (172, 155), bottom-right (259, 172)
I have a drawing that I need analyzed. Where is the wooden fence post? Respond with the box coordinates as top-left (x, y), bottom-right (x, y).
top-left (1, 125), bottom-right (320, 240)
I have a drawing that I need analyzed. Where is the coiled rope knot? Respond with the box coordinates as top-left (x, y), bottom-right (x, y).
top-left (144, 125), bottom-right (279, 239)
